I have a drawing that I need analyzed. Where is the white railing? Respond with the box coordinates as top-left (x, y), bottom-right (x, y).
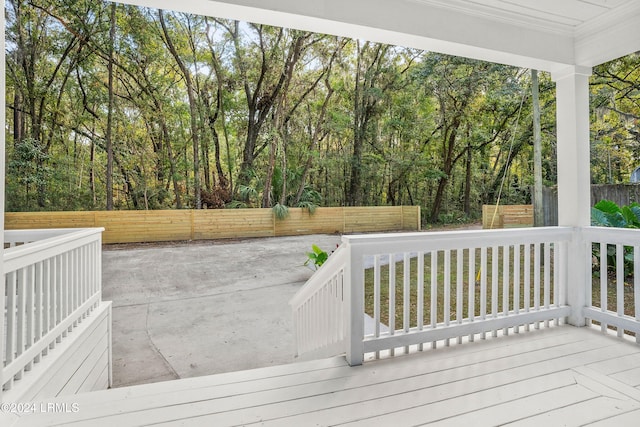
top-left (290, 245), bottom-right (347, 358)
top-left (2, 228), bottom-right (104, 395)
top-left (582, 227), bottom-right (640, 342)
top-left (4, 229), bottom-right (90, 248)
top-left (292, 227), bottom-right (575, 365)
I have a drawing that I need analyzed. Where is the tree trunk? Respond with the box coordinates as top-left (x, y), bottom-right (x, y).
top-left (159, 10), bottom-right (201, 208)
top-left (464, 141), bottom-right (472, 216)
top-left (532, 69), bottom-right (543, 226)
top-left (105, 2), bottom-right (116, 210)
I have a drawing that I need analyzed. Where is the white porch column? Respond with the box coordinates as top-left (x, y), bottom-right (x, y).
top-left (552, 65), bottom-right (591, 326)
top-left (0, 0), bottom-right (6, 403)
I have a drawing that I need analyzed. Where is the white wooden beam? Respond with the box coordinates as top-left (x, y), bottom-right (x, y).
top-left (119, 0), bottom-right (575, 72)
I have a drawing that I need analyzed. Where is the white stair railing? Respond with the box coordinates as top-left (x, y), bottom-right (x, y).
top-left (291, 227), bottom-right (574, 365)
top-left (290, 245), bottom-right (348, 359)
top-left (2, 228), bottom-right (104, 396)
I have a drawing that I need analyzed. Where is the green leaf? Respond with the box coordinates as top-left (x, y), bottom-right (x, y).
top-left (305, 244), bottom-right (329, 268)
top-left (594, 200), bottom-right (621, 214)
top-left (631, 206), bottom-right (640, 224)
top-left (591, 207), bottom-right (609, 226)
top-left (621, 206), bottom-right (640, 228)
top-left (605, 211), bottom-right (627, 228)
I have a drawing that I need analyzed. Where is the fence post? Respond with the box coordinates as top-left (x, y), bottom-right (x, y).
top-left (344, 241), bottom-right (364, 366)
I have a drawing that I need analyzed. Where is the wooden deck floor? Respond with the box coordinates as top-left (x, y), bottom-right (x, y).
top-left (7, 325), bottom-right (640, 426)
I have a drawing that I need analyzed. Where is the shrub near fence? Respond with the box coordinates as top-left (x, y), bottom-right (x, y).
top-left (5, 206), bottom-right (421, 244)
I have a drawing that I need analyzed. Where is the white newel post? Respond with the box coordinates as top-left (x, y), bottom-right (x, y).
top-left (553, 65), bottom-right (591, 326)
top-left (344, 241), bottom-right (364, 366)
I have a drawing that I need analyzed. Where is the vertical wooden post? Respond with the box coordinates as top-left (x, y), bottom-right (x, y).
top-left (553, 66), bottom-right (591, 326)
top-left (0, 0), bottom-right (6, 403)
top-left (190, 210), bottom-right (196, 240)
top-left (344, 242), bottom-right (364, 366)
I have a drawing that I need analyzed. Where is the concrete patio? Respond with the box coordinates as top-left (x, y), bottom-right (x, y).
top-left (102, 234), bottom-right (342, 387)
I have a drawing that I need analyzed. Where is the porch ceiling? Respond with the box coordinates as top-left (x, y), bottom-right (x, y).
top-left (121, 0), bottom-right (640, 73)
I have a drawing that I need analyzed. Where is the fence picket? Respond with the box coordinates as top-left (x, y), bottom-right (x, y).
top-left (480, 247), bottom-right (487, 340)
top-left (616, 243), bottom-right (624, 337)
top-left (430, 251), bottom-right (438, 348)
top-left (444, 250), bottom-right (451, 346)
top-left (468, 248), bottom-right (476, 342)
top-left (534, 243), bottom-right (541, 330)
top-left (600, 242), bottom-right (608, 333)
top-left (502, 245), bottom-right (509, 335)
top-left (544, 242), bottom-right (551, 328)
top-left (403, 253), bottom-right (411, 353)
top-left (492, 246), bottom-right (499, 338)
top-left (456, 249), bottom-right (463, 344)
top-left (417, 252), bottom-right (424, 351)
top-left (389, 253), bottom-right (396, 356)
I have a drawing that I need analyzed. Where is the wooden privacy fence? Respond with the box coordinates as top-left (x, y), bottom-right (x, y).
top-left (482, 204), bottom-right (533, 229)
top-left (5, 206), bottom-right (421, 244)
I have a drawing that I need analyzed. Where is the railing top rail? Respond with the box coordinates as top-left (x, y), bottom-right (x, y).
top-left (4, 228), bottom-right (90, 240)
top-left (582, 226), bottom-right (640, 245)
top-left (289, 244), bottom-right (348, 308)
top-left (342, 226), bottom-right (574, 256)
top-left (4, 228), bottom-right (104, 273)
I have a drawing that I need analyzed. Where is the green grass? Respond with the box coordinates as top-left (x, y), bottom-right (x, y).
top-left (363, 246), bottom-right (639, 332)
top-left (364, 246), bottom-right (557, 329)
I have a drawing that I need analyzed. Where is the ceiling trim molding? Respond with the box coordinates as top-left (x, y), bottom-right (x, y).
top-left (409, 0), bottom-right (577, 36)
top-left (575, 0), bottom-right (640, 39)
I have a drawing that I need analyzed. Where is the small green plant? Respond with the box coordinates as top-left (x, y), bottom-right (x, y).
top-left (272, 203), bottom-right (290, 220)
top-left (591, 199), bottom-right (640, 277)
top-left (304, 244), bottom-right (329, 270)
top-left (591, 199), bottom-right (640, 228)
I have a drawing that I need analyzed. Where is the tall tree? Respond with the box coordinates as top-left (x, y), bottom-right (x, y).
top-left (532, 69), bottom-right (543, 226)
top-left (105, 2), bottom-right (116, 210)
top-left (159, 9), bottom-right (202, 208)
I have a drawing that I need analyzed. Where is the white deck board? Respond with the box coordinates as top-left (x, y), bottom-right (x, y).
top-left (11, 326), bottom-right (640, 427)
top-left (588, 408), bottom-right (640, 426)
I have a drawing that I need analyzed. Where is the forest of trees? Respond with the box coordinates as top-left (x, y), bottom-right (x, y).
top-left (5, 1), bottom-right (640, 223)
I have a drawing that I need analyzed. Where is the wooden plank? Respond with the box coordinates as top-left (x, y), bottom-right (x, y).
top-left (483, 205), bottom-right (533, 229)
top-left (58, 334), bottom-right (109, 396)
top-left (587, 408), bottom-right (640, 426)
top-left (4, 303), bottom-right (111, 404)
top-left (610, 366), bottom-right (640, 387)
top-left (7, 207), bottom-right (420, 244)
top-left (424, 383), bottom-right (598, 427)
top-left (274, 208), bottom-right (343, 236)
top-left (513, 397), bottom-right (640, 426)
top-left (18, 328), bottom-right (632, 426)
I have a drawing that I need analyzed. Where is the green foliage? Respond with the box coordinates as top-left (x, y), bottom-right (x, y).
top-left (591, 199), bottom-right (640, 228)
top-left (226, 200), bottom-right (248, 209)
top-left (272, 203), bottom-right (290, 220)
top-left (591, 199), bottom-right (640, 277)
top-left (4, 2), bottom-right (638, 220)
top-left (304, 244), bottom-right (329, 269)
